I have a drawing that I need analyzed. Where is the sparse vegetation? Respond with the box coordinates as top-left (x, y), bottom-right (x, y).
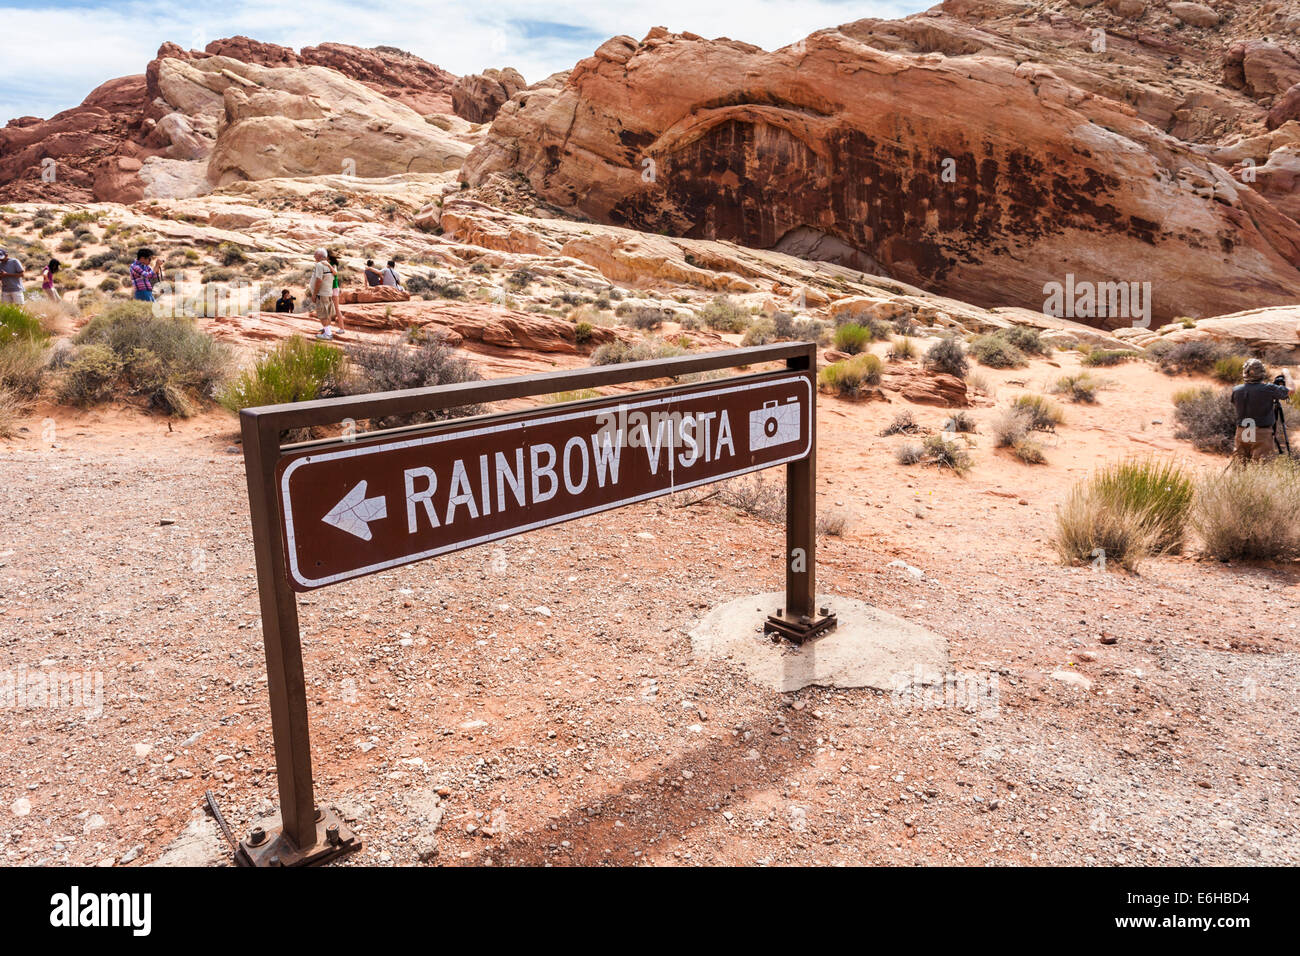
top-left (924, 337), bottom-right (968, 378)
top-left (969, 332), bottom-right (1028, 369)
top-left (890, 336), bottom-right (917, 360)
top-left (1082, 348), bottom-right (1142, 367)
top-left (942, 410), bottom-right (977, 433)
top-left (66, 302), bottom-right (229, 415)
top-left (920, 434), bottom-right (972, 475)
top-left (833, 323), bottom-right (872, 355)
top-left (1212, 355), bottom-right (1248, 384)
top-left (1011, 394), bottom-right (1064, 432)
top-left (895, 442), bottom-right (925, 465)
top-left (697, 296), bottom-right (751, 333)
top-left (1052, 372), bottom-right (1102, 403)
top-left (219, 336), bottom-right (344, 412)
top-left (1172, 386), bottom-right (1235, 454)
top-left (342, 340), bottom-right (483, 429)
top-left (1193, 458), bottom-right (1300, 561)
top-left (1149, 339), bottom-right (1230, 375)
top-left (817, 353), bottom-right (882, 396)
top-left (590, 338), bottom-right (687, 366)
top-left (881, 409), bottom-right (923, 436)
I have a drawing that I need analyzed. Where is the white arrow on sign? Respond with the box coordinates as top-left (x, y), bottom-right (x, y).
top-left (321, 480), bottom-right (388, 541)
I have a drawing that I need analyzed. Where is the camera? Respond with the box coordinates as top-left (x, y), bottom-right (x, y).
top-left (748, 398), bottom-right (802, 451)
top-left (1275, 375), bottom-right (1287, 387)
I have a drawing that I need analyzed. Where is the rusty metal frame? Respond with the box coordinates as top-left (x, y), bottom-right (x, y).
top-left (237, 341), bottom-right (832, 867)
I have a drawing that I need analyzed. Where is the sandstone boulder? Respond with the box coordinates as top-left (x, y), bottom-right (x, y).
top-left (1167, 3), bottom-right (1219, 28)
top-left (340, 286), bottom-right (411, 305)
top-left (451, 68), bottom-right (527, 124)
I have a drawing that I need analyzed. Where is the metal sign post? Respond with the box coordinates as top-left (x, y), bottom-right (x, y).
top-left (236, 342), bottom-right (835, 867)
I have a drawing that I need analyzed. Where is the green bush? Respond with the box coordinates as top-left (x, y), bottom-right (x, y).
top-left (1082, 348), bottom-right (1142, 367)
top-left (833, 323), bottom-right (872, 354)
top-left (924, 337), bottom-right (968, 378)
top-left (1194, 458), bottom-right (1300, 561)
top-left (217, 241), bottom-right (247, 266)
top-left (220, 336), bottom-right (345, 411)
top-left (1091, 457), bottom-right (1194, 553)
top-left (1150, 339), bottom-right (1229, 375)
top-left (970, 333), bottom-right (1028, 369)
top-left (574, 321), bottom-right (594, 345)
top-left (817, 353), bottom-right (882, 396)
top-left (0, 302), bottom-right (48, 345)
top-left (1212, 355), bottom-right (1248, 383)
top-left (1172, 386), bottom-right (1235, 454)
top-left (1000, 325), bottom-right (1051, 357)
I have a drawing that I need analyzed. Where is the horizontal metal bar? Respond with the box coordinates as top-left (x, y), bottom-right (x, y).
top-left (239, 342), bottom-right (814, 434)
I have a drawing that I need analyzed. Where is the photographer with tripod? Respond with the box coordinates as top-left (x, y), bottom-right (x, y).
top-left (1231, 358), bottom-right (1294, 462)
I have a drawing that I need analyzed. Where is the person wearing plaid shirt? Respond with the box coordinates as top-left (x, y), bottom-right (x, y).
top-left (130, 248), bottom-right (163, 302)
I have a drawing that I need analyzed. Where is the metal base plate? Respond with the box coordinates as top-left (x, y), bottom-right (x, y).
top-left (764, 609), bottom-right (838, 645)
top-left (234, 807), bottom-right (362, 867)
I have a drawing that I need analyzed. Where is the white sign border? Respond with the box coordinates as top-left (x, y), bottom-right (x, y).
top-left (280, 374), bottom-right (813, 589)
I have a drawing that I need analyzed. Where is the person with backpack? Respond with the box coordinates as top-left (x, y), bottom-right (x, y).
top-left (1231, 358), bottom-right (1295, 461)
top-left (380, 259), bottom-right (402, 289)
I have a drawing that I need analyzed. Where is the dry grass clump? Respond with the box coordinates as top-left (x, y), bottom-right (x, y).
top-left (1193, 459), bottom-right (1300, 561)
top-left (1051, 458), bottom-right (1194, 569)
top-left (1052, 372), bottom-right (1102, 403)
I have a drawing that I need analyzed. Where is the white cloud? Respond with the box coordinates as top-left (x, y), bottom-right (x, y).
top-left (1, 0), bottom-right (927, 122)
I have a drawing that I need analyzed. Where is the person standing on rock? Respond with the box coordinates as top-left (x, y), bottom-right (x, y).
top-left (327, 249), bottom-right (347, 336)
top-left (130, 249), bottom-right (163, 303)
top-left (309, 248), bottom-right (338, 340)
top-left (42, 259), bottom-right (61, 301)
top-left (0, 249), bottom-right (26, 305)
top-left (381, 259), bottom-right (402, 290)
top-left (1231, 358), bottom-right (1294, 461)
top-left (364, 259), bottom-right (383, 286)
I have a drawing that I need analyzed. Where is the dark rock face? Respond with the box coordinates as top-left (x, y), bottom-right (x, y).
top-left (463, 15), bottom-right (1300, 325)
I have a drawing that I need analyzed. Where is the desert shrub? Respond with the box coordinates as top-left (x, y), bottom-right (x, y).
top-left (1000, 325), bottom-right (1051, 357)
top-left (1091, 457), bottom-right (1194, 553)
top-left (967, 370), bottom-right (995, 398)
top-left (1051, 479), bottom-right (1162, 571)
top-left (217, 242), bottom-right (247, 266)
top-left (881, 409), bottom-right (922, 436)
top-left (574, 322), bottom-right (594, 345)
top-left (921, 434), bottom-right (972, 475)
top-left (74, 301), bottom-right (229, 414)
top-left (1193, 459), bottom-right (1300, 561)
top-left (22, 298), bottom-right (76, 336)
top-left (342, 340), bottom-right (483, 429)
top-left (924, 337), bottom-right (968, 378)
top-left (991, 406), bottom-right (1032, 448)
top-left (970, 332), bottom-right (1028, 369)
top-left (469, 262), bottom-right (491, 275)
top-left (589, 338), bottom-right (687, 366)
top-left (1152, 339), bottom-right (1230, 375)
top-left (1212, 355), bottom-right (1249, 384)
top-left (202, 266), bottom-right (235, 282)
top-left (0, 302), bottom-right (48, 344)
top-left (890, 336), bottom-right (917, 360)
top-left (817, 353), bottom-right (882, 396)
top-left (740, 317), bottom-right (777, 347)
top-left (505, 268), bottom-right (535, 290)
top-left (1082, 348), bottom-right (1142, 367)
top-left (1011, 394), bottom-right (1064, 431)
top-left (942, 410), bottom-right (977, 433)
top-left (895, 442), bottom-right (925, 465)
top-left (717, 473), bottom-right (785, 522)
top-left (0, 387), bottom-right (24, 438)
top-left (1052, 372), bottom-right (1101, 403)
top-left (58, 343), bottom-right (122, 406)
top-left (60, 211), bottom-right (97, 230)
top-left (1172, 386), bottom-right (1235, 454)
top-left (1012, 437), bottom-right (1046, 463)
top-left (817, 508), bottom-right (850, 537)
top-left (219, 336), bottom-right (345, 412)
top-left (833, 323), bottom-right (872, 354)
top-left (697, 296), bottom-right (751, 333)
top-left (625, 306), bottom-right (670, 330)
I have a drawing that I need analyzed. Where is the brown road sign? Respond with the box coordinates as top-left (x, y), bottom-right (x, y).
top-left (277, 371), bottom-right (811, 590)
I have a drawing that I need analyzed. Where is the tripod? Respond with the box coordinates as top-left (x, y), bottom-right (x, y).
top-left (1274, 400), bottom-right (1292, 457)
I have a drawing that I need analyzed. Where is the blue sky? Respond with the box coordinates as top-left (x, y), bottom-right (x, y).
top-left (0, 0), bottom-right (929, 123)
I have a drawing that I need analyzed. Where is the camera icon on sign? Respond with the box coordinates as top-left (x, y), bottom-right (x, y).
top-left (748, 398), bottom-right (802, 451)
